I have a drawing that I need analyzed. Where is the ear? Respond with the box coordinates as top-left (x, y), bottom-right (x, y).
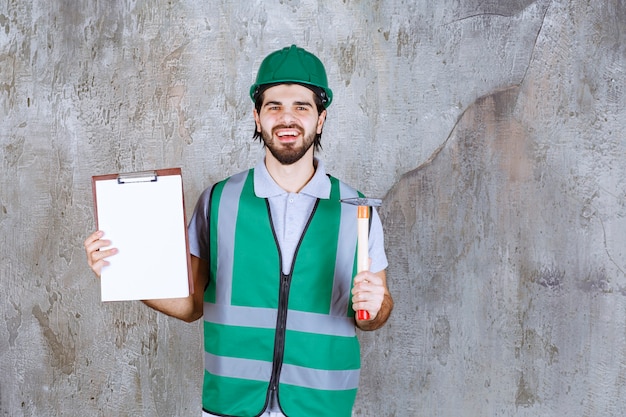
top-left (253, 108), bottom-right (261, 133)
top-left (316, 109), bottom-right (327, 134)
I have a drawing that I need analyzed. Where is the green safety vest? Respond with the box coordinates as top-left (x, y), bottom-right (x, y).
top-left (202, 169), bottom-right (362, 417)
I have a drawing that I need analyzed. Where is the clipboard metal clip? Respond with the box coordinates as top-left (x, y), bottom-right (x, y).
top-left (117, 170), bottom-right (158, 184)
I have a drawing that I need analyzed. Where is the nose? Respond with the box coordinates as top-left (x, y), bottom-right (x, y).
top-left (277, 108), bottom-right (297, 125)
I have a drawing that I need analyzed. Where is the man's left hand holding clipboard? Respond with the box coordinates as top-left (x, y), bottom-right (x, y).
top-left (85, 168), bottom-right (194, 303)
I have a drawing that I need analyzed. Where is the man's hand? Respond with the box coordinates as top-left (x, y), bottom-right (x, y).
top-left (83, 230), bottom-right (118, 277)
top-left (351, 269), bottom-right (393, 331)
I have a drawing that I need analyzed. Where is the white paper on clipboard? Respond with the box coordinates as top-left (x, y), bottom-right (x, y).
top-left (92, 168), bottom-right (192, 302)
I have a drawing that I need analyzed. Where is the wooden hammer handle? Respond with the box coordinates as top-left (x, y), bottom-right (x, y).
top-left (356, 206), bottom-right (370, 321)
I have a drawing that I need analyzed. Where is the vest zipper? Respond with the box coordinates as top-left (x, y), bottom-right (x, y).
top-left (268, 271), bottom-right (292, 405)
top-left (265, 198), bottom-right (320, 411)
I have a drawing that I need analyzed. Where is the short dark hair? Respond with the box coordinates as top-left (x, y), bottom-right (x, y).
top-left (252, 83), bottom-right (327, 151)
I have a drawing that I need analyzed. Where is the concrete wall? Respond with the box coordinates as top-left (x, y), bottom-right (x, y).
top-left (1, 0), bottom-right (624, 416)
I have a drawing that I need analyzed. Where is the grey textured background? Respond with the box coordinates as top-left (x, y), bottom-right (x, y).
top-left (1, 0), bottom-right (625, 416)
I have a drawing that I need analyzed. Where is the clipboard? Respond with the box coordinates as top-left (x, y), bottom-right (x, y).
top-left (92, 168), bottom-right (193, 302)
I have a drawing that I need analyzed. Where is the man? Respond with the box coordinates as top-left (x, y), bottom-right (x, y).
top-left (84, 45), bottom-right (393, 417)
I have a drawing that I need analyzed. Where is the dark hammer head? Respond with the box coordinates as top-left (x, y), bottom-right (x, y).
top-left (340, 197), bottom-right (382, 207)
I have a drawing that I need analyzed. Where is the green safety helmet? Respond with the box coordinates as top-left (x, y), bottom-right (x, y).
top-left (250, 45), bottom-right (333, 108)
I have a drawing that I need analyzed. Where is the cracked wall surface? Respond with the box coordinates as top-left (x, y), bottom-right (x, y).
top-left (1, 0), bottom-right (625, 416)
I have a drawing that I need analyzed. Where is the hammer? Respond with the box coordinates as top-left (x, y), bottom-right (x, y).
top-left (340, 197), bottom-right (382, 320)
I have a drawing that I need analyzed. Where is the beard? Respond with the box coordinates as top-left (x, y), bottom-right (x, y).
top-left (260, 124), bottom-right (317, 165)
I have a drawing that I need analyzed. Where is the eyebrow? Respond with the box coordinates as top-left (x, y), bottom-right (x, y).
top-left (263, 100), bottom-right (313, 107)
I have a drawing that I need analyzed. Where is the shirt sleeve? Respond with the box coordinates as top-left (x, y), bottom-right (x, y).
top-left (368, 208), bottom-right (388, 273)
top-left (187, 185), bottom-right (214, 261)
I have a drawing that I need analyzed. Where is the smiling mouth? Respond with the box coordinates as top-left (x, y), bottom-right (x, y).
top-left (273, 126), bottom-right (303, 140)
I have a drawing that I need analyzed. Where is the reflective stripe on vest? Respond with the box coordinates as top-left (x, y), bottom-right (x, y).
top-left (204, 303), bottom-right (356, 337)
top-left (202, 169), bottom-right (362, 417)
top-left (204, 352), bottom-right (360, 391)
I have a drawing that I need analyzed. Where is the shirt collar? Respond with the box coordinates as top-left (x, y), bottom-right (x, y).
top-left (253, 156), bottom-right (331, 199)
